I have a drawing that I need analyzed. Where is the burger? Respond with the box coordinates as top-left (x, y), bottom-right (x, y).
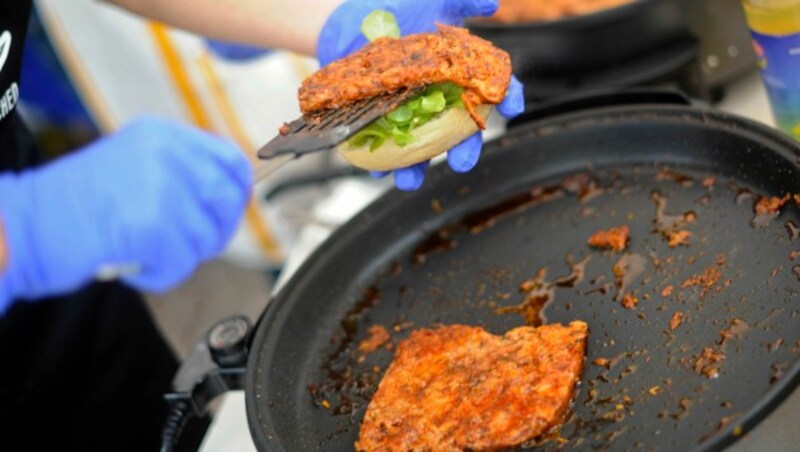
top-left (296, 12), bottom-right (513, 171)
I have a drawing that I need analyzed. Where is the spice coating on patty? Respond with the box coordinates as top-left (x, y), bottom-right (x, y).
top-left (299, 25), bottom-right (511, 129)
top-left (356, 321), bottom-right (588, 451)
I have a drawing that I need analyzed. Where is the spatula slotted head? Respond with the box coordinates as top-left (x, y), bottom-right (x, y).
top-left (258, 87), bottom-right (424, 160)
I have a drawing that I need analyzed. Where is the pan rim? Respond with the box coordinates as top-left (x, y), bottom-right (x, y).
top-left (246, 103), bottom-right (800, 452)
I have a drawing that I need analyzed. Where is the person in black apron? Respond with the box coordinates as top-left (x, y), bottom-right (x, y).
top-left (0, 2), bottom-right (251, 450)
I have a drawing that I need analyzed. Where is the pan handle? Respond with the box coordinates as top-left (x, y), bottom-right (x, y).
top-left (506, 88), bottom-right (695, 130)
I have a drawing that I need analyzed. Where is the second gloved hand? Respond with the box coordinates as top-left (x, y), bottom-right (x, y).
top-left (0, 117), bottom-right (251, 309)
top-left (317, 0), bottom-right (525, 191)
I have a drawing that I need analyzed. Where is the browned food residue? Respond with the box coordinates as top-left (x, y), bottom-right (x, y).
top-left (412, 227), bottom-right (457, 264)
top-left (312, 286), bottom-right (382, 415)
top-left (752, 194), bottom-right (790, 228)
top-left (651, 190), bottom-right (697, 245)
top-left (755, 194), bottom-right (790, 216)
top-left (621, 293), bottom-right (638, 309)
top-left (464, 186), bottom-right (564, 234)
top-left (498, 268), bottom-right (552, 327)
top-left (785, 220), bottom-right (800, 240)
top-left (700, 414), bottom-right (741, 443)
top-left (694, 347), bottom-right (725, 379)
top-left (593, 358), bottom-right (610, 367)
top-left (392, 321), bottom-right (414, 333)
top-left (661, 285), bottom-right (674, 298)
top-left (498, 257), bottom-right (589, 326)
top-left (655, 168), bottom-right (694, 187)
top-left (613, 253), bottom-right (647, 302)
top-left (591, 350), bottom-right (642, 371)
top-left (681, 254), bottom-right (726, 298)
top-left (560, 173), bottom-right (605, 202)
top-left (718, 318), bottom-right (750, 346)
top-left (666, 230), bottom-right (691, 248)
top-left (430, 198), bottom-right (443, 214)
top-left (686, 318), bottom-right (750, 380)
top-left (669, 311), bottom-right (685, 331)
top-left (766, 338), bottom-right (784, 352)
top-left (588, 225), bottom-right (630, 252)
top-left (358, 325), bottom-right (391, 353)
top-left (554, 255), bottom-right (591, 288)
top-left (771, 362), bottom-right (789, 384)
top-left (673, 397), bottom-right (694, 419)
top-left (702, 176), bottom-right (716, 188)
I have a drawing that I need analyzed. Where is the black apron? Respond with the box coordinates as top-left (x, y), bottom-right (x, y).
top-left (0, 4), bottom-right (197, 450)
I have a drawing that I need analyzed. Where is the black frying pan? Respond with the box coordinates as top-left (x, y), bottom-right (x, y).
top-left (467, 0), bottom-right (709, 104)
top-left (468, 0), bottom-right (688, 73)
top-left (246, 94), bottom-right (800, 451)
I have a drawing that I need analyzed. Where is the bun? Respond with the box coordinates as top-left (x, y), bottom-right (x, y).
top-left (336, 105), bottom-right (493, 171)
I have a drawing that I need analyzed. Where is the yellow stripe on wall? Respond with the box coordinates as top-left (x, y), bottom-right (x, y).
top-left (148, 23), bottom-right (283, 263)
top-left (148, 23), bottom-right (212, 129)
top-left (196, 52), bottom-right (283, 261)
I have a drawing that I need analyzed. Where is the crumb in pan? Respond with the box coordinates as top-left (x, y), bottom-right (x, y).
top-left (588, 225), bottom-right (629, 252)
top-left (358, 325), bottom-right (391, 353)
top-left (666, 230), bottom-right (691, 248)
top-left (754, 195), bottom-right (790, 216)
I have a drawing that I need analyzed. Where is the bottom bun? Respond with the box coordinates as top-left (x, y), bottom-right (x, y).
top-left (336, 105), bottom-right (493, 172)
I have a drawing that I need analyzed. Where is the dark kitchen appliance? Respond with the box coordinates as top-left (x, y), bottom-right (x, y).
top-left (685, 0), bottom-right (758, 90)
top-left (467, 0), bottom-right (757, 105)
top-left (241, 93), bottom-right (800, 451)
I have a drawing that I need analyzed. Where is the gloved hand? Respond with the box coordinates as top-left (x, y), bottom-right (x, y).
top-left (317, 0), bottom-right (525, 191)
top-left (0, 117), bottom-right (251, 313)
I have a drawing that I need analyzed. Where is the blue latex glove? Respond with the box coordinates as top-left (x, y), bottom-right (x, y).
top-left (0, 117), bottom-right (251, 314)
top-left (317, 0), bottom-right (525, 191)
top-left (205, 38), bottom-right (271, 62)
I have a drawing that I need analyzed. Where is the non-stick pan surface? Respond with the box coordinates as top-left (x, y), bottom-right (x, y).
top-left (247, 103), bottom-right (800, 451)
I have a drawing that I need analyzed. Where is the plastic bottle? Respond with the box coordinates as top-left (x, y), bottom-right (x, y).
top-left (742, 0), bottom-right (800, 139)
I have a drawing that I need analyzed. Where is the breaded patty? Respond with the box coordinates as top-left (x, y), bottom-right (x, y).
top-left (356, 321), bottom-right (588, 451)
top-left (299, 25), bottom-right (511, 129)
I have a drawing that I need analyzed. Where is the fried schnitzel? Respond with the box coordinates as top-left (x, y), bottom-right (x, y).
top-left (299, 25), bottom-right (511, 129)
top-left (356, 321), bottom-right (588, 451)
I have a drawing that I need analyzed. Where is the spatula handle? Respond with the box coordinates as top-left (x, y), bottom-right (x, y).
top-left (251, 153), bottom-right (298, 185)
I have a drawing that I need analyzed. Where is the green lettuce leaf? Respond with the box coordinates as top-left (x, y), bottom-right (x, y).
top-left (361, 10), bottom-right (401, 42)
top-left (347, 83), bottom-right (465, 151)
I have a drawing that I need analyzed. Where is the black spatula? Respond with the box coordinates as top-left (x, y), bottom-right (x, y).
top-left (256, 87), bottom-right (423, 161)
